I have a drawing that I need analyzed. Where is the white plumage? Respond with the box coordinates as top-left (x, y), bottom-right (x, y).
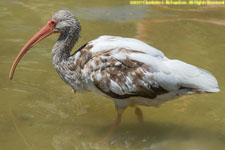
top-left (81, 36), bottom-right (218, 93)
top-left (62, 35), bottom-right (219, 108)
top-left (89, 35), bottom-right (165, 59)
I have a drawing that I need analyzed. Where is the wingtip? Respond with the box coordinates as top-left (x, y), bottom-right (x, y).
top-left (206, 88), bottom-right (220, 93)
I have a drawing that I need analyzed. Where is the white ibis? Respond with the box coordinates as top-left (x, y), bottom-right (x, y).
top-left (9, 10), bottom-right (219, 141)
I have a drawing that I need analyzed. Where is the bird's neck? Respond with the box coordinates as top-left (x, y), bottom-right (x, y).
top-left (52, 32), bottom-right (79, 64)
top-left (51, 31), bottom-right (84, 91)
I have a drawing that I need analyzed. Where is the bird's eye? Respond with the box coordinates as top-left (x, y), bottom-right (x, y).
top-left (51, 21), bottom-right (56, 25)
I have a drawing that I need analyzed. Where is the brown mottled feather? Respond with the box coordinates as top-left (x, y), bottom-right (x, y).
top-left (71, 46), bottom-right (170, 99)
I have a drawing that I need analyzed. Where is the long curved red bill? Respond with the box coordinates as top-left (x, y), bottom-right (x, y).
top-left (9, 22), bottom-right (56, 80)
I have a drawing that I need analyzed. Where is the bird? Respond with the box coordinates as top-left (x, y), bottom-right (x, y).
top-left (9, 10), bottom-right (220, 141)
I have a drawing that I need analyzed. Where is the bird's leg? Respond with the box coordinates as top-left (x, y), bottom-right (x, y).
top-left (135, 107), bottom-right (144, 123)
top-left (103, 109), bottom-right (125, 143)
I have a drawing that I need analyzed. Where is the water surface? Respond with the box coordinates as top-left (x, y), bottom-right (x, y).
top-left (0, 1), bottom-right (225, 150)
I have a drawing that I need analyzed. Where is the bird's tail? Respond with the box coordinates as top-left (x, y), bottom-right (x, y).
top-left (164, 60), bottom-right (220, 93)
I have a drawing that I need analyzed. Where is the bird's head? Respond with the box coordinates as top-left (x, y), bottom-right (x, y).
top-left (9, 10), bottom-right (81, 80)
top-left (52, 10), bottom-right (81, 35)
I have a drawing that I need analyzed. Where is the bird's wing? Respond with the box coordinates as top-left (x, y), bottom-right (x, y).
top-left (72, 36), bottom-right (173, 99)
top-left (71, 35), bottom-right (219, 97)
top-left (83, 48), bottom-right (169, 99)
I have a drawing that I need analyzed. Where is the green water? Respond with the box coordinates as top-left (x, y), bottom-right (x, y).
top-left (0, 1), bottom-right (225, 150)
